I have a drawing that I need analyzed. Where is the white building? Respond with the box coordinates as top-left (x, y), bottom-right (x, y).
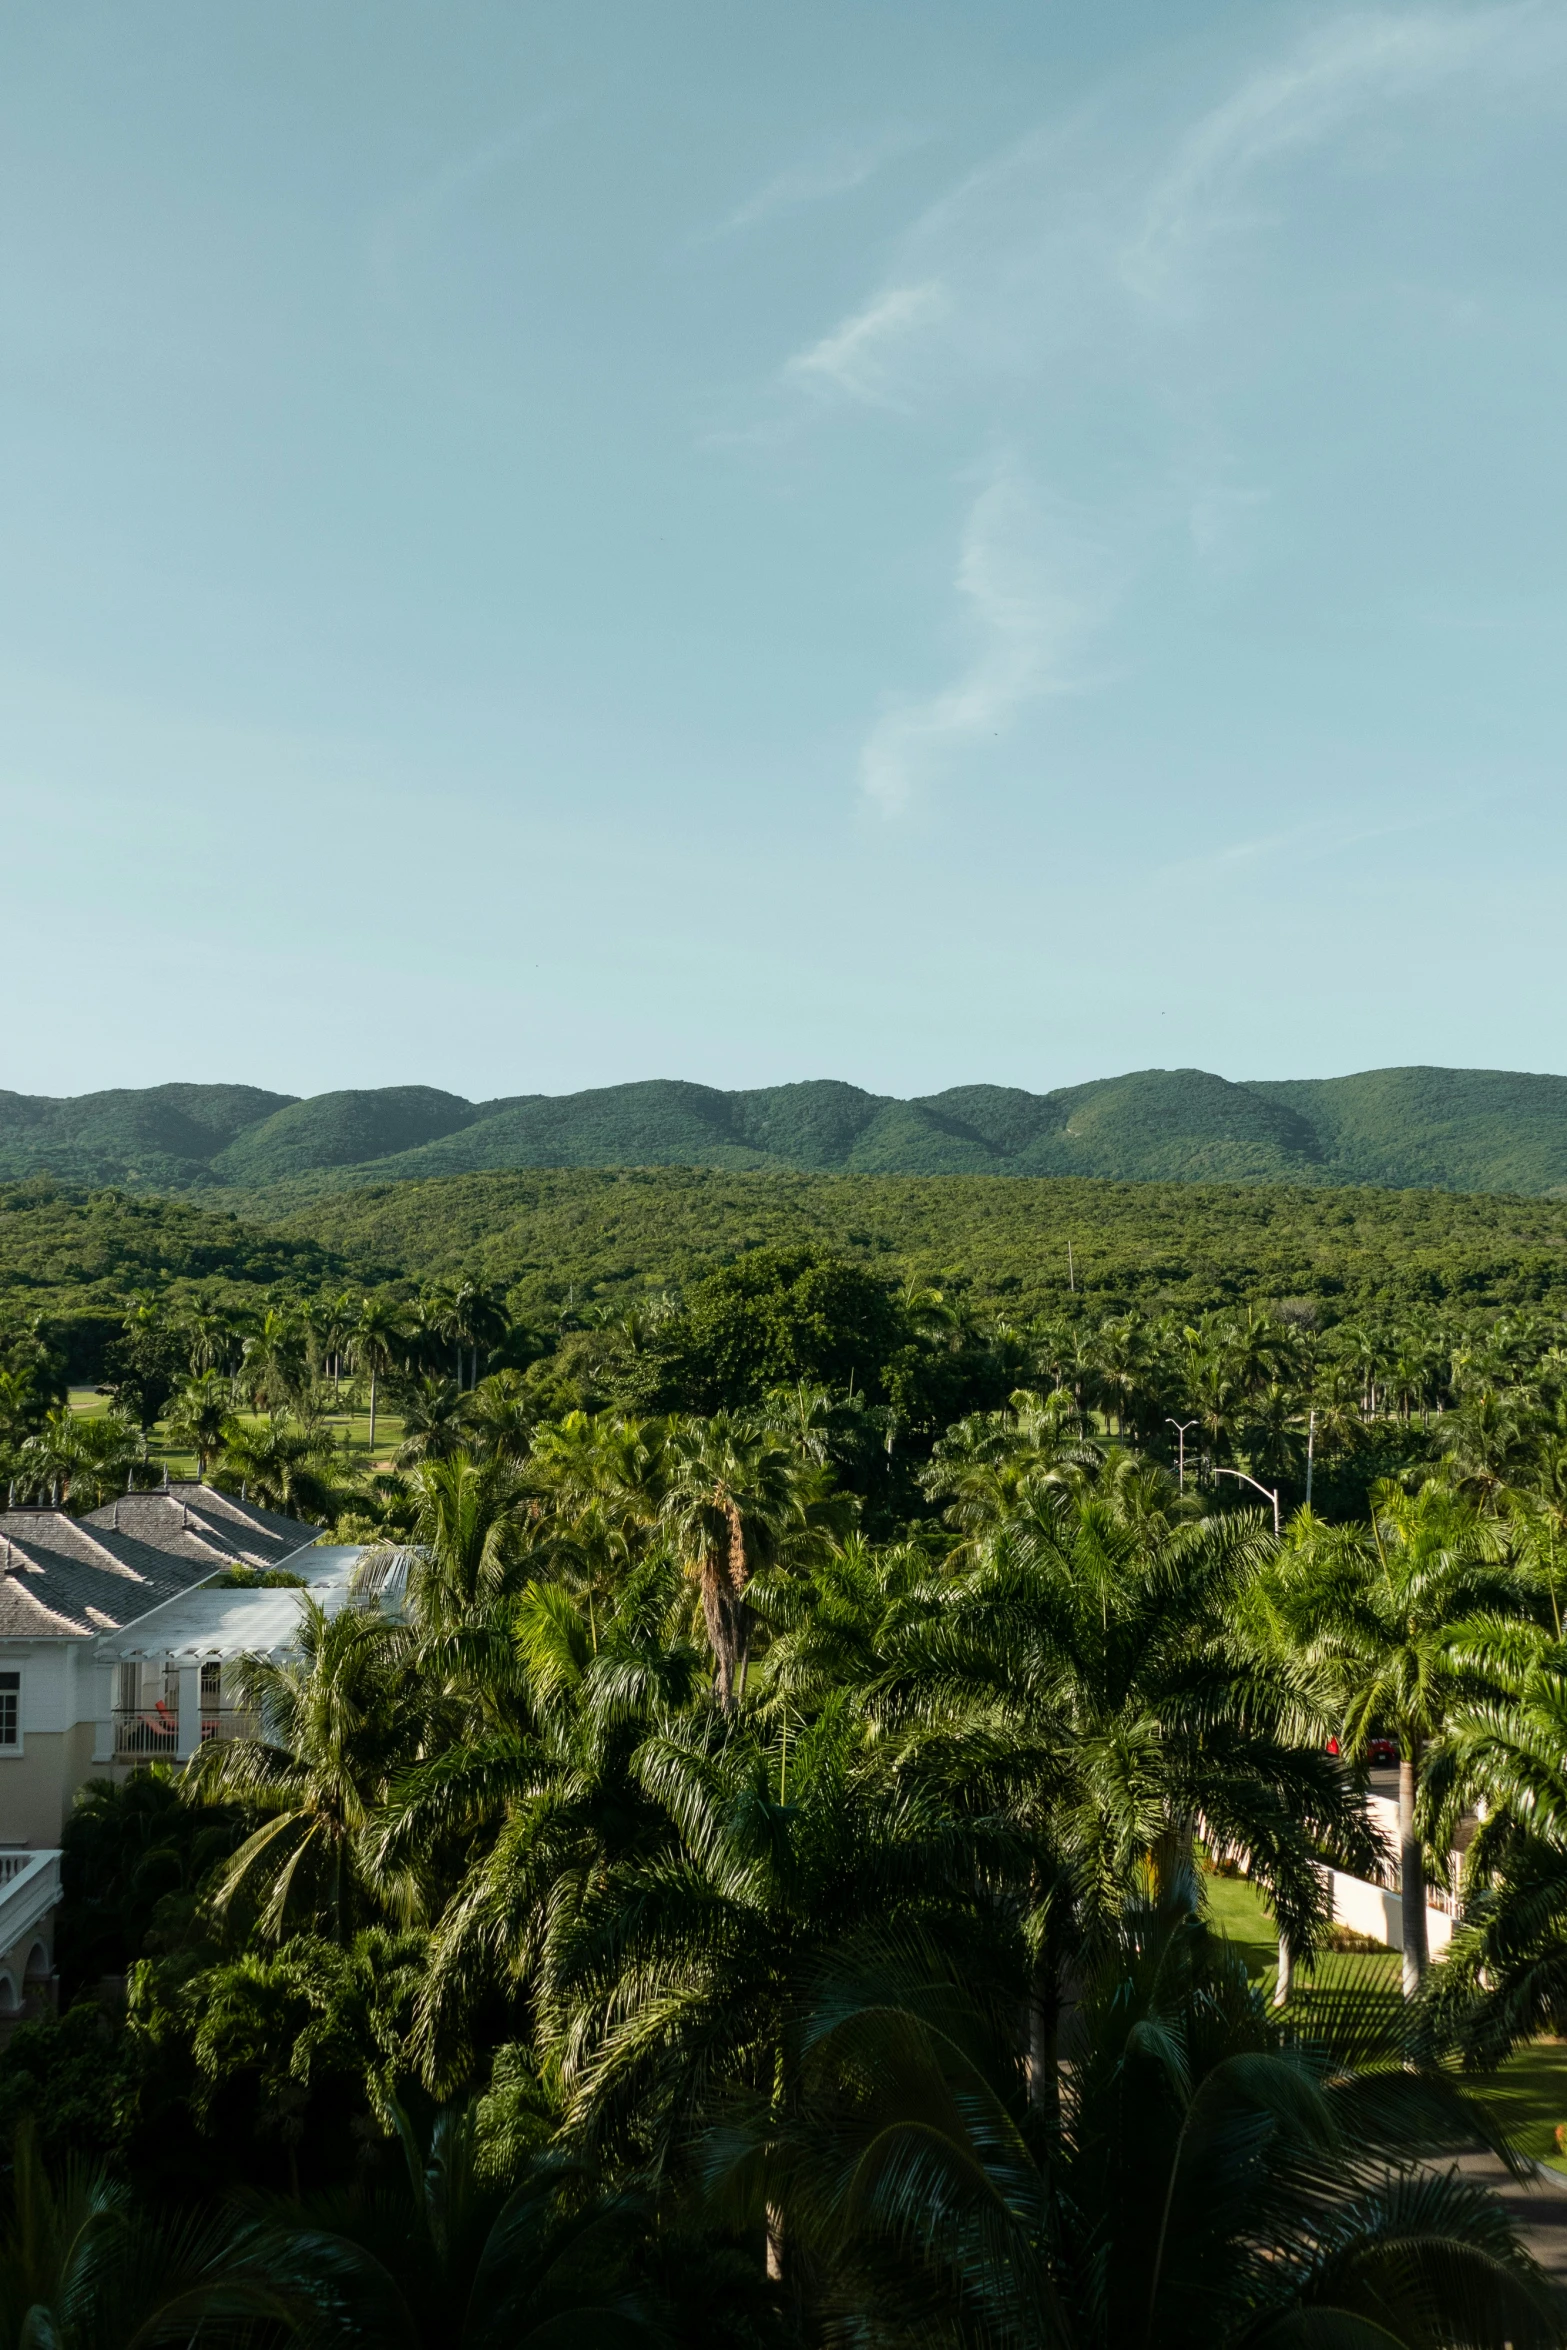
top-left (0, 1483), bottom-right (369, 2015)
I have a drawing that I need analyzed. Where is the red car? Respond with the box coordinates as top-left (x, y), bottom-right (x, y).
top-left (1326, 1736), bottom-right (1399, 1766)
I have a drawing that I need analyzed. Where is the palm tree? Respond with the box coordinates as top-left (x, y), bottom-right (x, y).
top-left (732, 1886), bottom-right (1560, 2350)
top-left (165, 1371), bottom-right (232, 1477)
top-left (355, 1295), bottom-right (410, 1459)
top-left (219, 1412), bottom-right (337, 1520)
top-left (394, 1375), bottom-right (471, 1466)
top-left (409, 1450), bottom-right (531, 1635)
top-left (236, 2098), bottom-right (664, 2350)
top-left (1281, 1482), bottom-right (1528, 1993)
top-left (17, 1407), bottom-right (140, 1508)
top-left (1419, 1617), bottom-right (1567, 2066)
top-left (464, 1370), bottom-right (536, 1465)
top-left (920, 1386), bottom-right (1098, 1539)
top-left (660, 1413), bottom-right (841, 1711)
top-left (861, 1473), bottom-right (1377, 2090)
top-left (241, 1307), bottom-right (309, 1418)
top-left (186, 1599), bottom-right (419, 1942)
top-left (549, 1695), bottom-right (1018, 2233)
top-left (450, 1278), bottom-right (509, 1391)
top-left (0, 2119), bottom-right (264, 2350)
top-left (527, 1410), bottom-right (665, 1615)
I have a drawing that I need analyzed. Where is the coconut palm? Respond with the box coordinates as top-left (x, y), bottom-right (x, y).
top-left (857, 1473), bottom-right (1378, 2090)
top-left (185, 1598), bottom-right (419, 1942)
top-left (729, 1885), bottom-right (1559, 2350)
top-left (1419, 1617), bottom-right (1567, 2066)
top-left (1279, 1481), bottom-right (1529, 1993)
top-left (463, 1370), bottom-right (536, 1466)
top-left (920, 1387), bottom-right (1098, 1540)
top-left (0, 2118), bottom-right (268, 2350)
top-left (660, 1413), bottom-right (843, 1711)
top-left (355, 1295), bottom-right (411, 1459)
top-left (409, 1450), bottom-right (532, 1636)
top-left (241, 1307), bottom-right (309, 1418)
top-left (219, 1411), bottom-right (337, 1520)
top-left (394, 1376), bottom-right (471, 1467)
top-left (165, 1371), bottom-right (232, 1477)
top-left (234, 2097), bottom-right (664, 2350)
top-left (549, 1694), bottom-right (1018, 2209)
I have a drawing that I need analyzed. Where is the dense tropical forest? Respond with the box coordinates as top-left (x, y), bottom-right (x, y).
top-left (9, 1160), bottom-right (1567, 2343)
top-left (12, 1062), bottom-right (1567, 1193)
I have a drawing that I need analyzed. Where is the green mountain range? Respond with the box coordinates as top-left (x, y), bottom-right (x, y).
top-left (5, 1067), bottom-right (1567, 1197)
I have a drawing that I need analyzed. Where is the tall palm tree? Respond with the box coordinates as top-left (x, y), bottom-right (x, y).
top-left (660, 1414), bottom-right (842, 1711)
top-left (165, 1371), bottom-right (231, 1478)
top-left (1280, 1482), bottom-right (1528, 1993)
top-left (241, 1307), bottom-right (309, 1418)
top-left (861, 1475), bottom-right (1377, 2088)
top-left (355, 1295), bottom-right (410, 1459)
top-left (186, 1599), bottom-right (419, 1942)
top-left (732, 1887), bottom-right (1559, 2350)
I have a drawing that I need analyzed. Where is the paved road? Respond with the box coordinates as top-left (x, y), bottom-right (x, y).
top-left (1453, 2150), bottom-right (1567, 2281)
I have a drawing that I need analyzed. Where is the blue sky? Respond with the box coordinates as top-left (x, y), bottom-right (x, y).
top-left (4, 0), bottom-right (1566, 1103)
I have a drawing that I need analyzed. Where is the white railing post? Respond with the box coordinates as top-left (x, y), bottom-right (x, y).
top-left (92, 1660), bottom-right (115, 1765)
top-left (174, 1664), bottom-right (202, 1761)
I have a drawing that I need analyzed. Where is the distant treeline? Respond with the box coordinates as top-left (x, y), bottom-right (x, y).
top-left (273, 1165), bottom-right (1567, 1325)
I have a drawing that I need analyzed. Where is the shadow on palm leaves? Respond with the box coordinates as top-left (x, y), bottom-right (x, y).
top-left (231, 2074), bottom-right (707, 2350)
top-left (703, 1882), bottom-right (1561, 2350)
top-left (0, 2117), bottom-right (288, 2350)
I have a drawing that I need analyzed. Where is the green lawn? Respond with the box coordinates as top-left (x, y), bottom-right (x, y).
top-left (66, 1391), bottom-right (407, 1486)
top-left (1204, 1869), bottom-right (1567, 2173)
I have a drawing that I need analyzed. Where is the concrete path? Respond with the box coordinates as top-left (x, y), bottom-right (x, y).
top-left (1452, 2149), bottom-right (1567, 2281)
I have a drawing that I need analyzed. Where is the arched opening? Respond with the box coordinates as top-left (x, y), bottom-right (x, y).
top-left (0, 1976), bottom-right (17, 2016)
top-left (22, 1940), bottom-right (53, 2018)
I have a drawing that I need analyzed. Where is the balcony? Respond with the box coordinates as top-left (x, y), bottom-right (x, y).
top-left (111, 1705), bottom-right (259, 1762)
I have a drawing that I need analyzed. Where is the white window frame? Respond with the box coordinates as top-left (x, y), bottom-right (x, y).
top-left (0, 1663), bottom-right (22, 1757)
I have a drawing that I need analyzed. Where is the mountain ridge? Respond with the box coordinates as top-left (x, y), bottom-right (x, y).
top-left (4, 1066), bottom-right (1567, 1197)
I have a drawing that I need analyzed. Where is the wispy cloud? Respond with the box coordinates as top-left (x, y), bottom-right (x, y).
top-left (768, 3), bottom-right (1567, 808)
top-left (712, 129), bottom-right (924, 238)
top-left (860, 469), bottom-right (1114, 815)
top-left (1125, 7), bottom-right (1532, 296)
top-left (781, 3), bottom-right (1560, 413)
top-left (786, 282), bottom-right (947, 404)
top-left (369, 112), bottom-right (564, 298)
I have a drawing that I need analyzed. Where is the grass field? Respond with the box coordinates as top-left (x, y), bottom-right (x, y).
top-left (1205, 1869), bottom-right (1567, 2173)
top-left (65, 1389), bottom-right (407, 1485)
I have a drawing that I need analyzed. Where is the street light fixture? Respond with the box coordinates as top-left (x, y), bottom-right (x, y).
top-left (1212, 1464), bottom-right (1281, 1536)
top-left (1165, 1418), bottom-right (1198, 1493)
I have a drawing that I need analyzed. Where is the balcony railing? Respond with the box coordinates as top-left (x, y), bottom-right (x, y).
top-left (111, 1707), bottom-right (259, 1760)
top-left (113, 1706), bottom-right (178, 1758)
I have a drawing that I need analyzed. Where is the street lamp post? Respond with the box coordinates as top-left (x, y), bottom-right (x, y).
top-left (1212, 1464), bottom-right (1281, 1536)
top-left (1165, 1418), bottom-right (1198, 1493)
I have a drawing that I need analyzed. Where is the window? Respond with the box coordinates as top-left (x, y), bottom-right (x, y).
top-left (0, 1671), bottom-right (18, 1750)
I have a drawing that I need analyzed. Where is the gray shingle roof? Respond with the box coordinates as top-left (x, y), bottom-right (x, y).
top-left (0, 1510), bottom-right (216, 1638)
top-left (0, 1485), bottom-right (320, 1642)
top-left (81, 1484), bottom-right (319, 1570)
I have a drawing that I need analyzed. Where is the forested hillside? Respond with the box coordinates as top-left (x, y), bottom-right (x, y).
top-left (9, 1064), bottom-right (1567, 1192)
top-left (268, 1164), bottom-right (1567, 1321)
top-left (8, 1169), bottom-right (1567, 1359)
